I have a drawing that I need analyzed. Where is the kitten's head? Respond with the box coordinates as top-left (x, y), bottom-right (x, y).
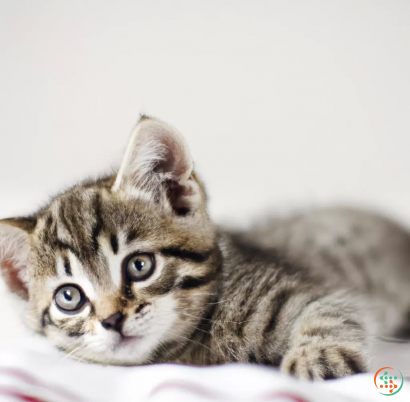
top-left (0, 117), bottom-right (220, 364)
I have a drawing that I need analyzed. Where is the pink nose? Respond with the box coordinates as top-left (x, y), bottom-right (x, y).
top-left (101, 312), bottom-right (124, 333)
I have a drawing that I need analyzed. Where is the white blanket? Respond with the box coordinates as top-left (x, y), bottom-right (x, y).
top-left (0, 337), bottom-right (409, 402)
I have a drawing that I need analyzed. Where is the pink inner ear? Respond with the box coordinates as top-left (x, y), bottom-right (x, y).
top-left (1, 259), bottom-right (28, 300)
top-left (167, 174), bottom-right (202, 215)
top-left (157, 134), bottom-right (192, 180)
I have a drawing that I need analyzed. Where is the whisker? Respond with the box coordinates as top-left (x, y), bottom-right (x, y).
top-left (165, 329), bottom-right (213, 354)
top-left (63, 344), bottom-right (87, 360)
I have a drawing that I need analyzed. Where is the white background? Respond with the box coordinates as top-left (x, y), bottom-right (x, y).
top-left (0, 1), bottom-right (410, 227)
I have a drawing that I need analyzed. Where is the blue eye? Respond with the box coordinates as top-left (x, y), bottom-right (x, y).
top-left (55, 285), bottom-right (85, 312)
top-left (125, 253), bottom-right (155, 281)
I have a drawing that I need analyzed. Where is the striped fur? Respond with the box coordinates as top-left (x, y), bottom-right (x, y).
top-left (1, 117), bottom-right (410, 379)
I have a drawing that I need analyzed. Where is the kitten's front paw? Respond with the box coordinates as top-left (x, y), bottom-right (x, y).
top-left (281, 343), bottom-right (366, 380)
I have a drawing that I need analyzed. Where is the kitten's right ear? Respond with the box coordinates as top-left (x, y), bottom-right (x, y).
top-left (0, 217), bottom-right (36, 300)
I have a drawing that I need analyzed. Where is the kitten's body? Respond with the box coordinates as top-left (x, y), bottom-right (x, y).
top-left (161, 208), bottom-right (410, 377)
top-left (246, 207), bottom-right (410, 337)
top-left (1, 117), bottom-right (409, 380)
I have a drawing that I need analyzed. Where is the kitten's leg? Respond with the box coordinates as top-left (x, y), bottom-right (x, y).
top-left (280, 291), bottom-right (368, 380)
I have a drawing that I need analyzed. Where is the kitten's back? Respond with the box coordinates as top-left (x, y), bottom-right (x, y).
top-left (239, 207), bottom-right (410, 337)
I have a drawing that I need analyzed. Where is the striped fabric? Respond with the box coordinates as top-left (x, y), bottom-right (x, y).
top-left (0, 340), bottom-right (408, 402)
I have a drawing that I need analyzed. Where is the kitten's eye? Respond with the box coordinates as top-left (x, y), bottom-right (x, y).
top-left (125, 253), bottom-right (155, 281)
top-left (55, 285), bottom-right (85, 312)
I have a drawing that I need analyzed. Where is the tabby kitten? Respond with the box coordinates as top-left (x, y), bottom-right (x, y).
top-left (1, 116), bottom-right (410, 380)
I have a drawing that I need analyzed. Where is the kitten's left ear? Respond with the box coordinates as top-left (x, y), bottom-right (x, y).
top-left (0, 217), bottom-right (36, 300)
top-left (112, 116), bottom-right (205, 214)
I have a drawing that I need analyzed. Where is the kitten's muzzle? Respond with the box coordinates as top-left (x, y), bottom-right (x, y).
top-left (101, 312), bottom-right (125, 333)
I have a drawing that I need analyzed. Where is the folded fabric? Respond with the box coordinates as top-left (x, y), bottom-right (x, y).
top-left (0, 338), bottom-right (408, 402)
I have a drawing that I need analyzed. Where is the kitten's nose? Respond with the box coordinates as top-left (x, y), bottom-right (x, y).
top-left (101, 312), bottom-right (124, 332)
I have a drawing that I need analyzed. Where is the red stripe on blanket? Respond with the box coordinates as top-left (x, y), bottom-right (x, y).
top-left (150, 380), bottom-right (311, 402)
top-left (0, 388), bottom-right (47, 402)
top-left (0, 369), bottom-right (39, 386)
top-left (0, 368), bottom-right (81, 401)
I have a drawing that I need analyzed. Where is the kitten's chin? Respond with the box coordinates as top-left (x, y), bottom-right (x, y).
top-left (97, 332), bottom-right (161, 365)
top-left (78, 340), bottom-right (150, 366)
top-left (115, 335), bottom-right (143, 349)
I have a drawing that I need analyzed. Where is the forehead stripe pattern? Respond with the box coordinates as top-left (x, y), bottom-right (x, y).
top-left (110, 233), bottom-right (119, 254)
top-left (91, 194), bottom-right (104, 253)
top-left (126, 229), bottom-right (139, 244)
top-left (63, 256), bottom-right (72, 276)
top-left (55, 239), bottom-right (81, 261)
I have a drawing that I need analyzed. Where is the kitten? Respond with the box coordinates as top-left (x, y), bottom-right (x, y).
top-left (1, 116), bottom-right (409, 380)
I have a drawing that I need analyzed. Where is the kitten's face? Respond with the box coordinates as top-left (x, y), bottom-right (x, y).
top-left (0, 117), bottom-right (220, 365)
top-left (27, 183), bottom-right (218, 364)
